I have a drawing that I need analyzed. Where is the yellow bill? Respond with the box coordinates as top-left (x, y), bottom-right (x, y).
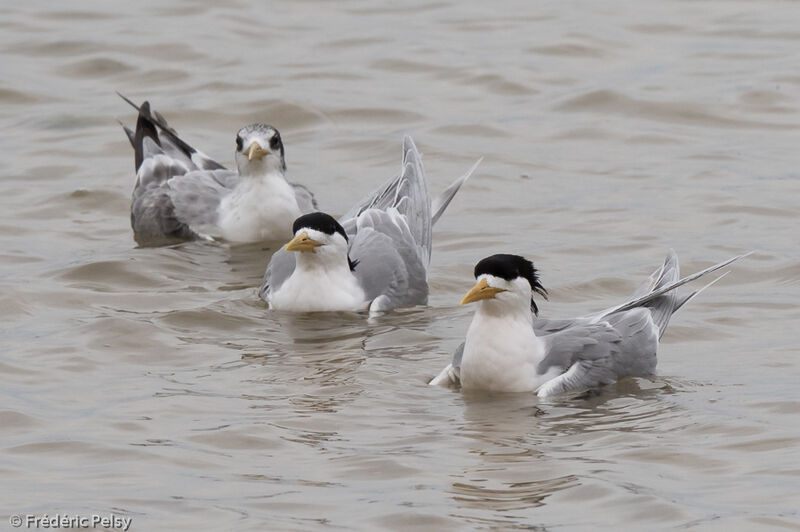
top-left (247, 142), bottom-right (269, 161)
top-left (461, 278), bottom-right (506, 305)
top-left (285, 231), bottom-right (323, 252)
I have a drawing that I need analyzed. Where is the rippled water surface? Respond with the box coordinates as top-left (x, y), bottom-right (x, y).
top-left (2, 1), bottom-right (799, 530)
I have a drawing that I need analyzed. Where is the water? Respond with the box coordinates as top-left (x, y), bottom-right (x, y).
top-left (1, 1), bottom-right (799, 530)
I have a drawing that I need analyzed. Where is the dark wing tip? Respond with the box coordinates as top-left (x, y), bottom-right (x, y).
top-left (132, 102), bottom-right (159, 172)
top-left (118, 120), bottom-right (135, 147)
top-left (117, 92), bottom-right (141, 112)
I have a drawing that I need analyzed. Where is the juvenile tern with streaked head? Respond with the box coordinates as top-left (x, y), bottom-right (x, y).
top-left (430, 251), bottom-right (751, 396)
top-left (119, 94), bottom-right (316, 244)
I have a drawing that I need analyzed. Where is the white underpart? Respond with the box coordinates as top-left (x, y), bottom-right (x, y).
top-left (216, 171), bottom-right (301, 243)
top-left (269, 231), bottom-right (368, 312)
top-left (458, 275), bottom-right (560, 393)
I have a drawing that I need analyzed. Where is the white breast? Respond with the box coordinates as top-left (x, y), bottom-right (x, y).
top-left (217, 175), bottom-right (301, 243)
top-left (269, 264), bottom-right (368, 312)
top-left (459, 311), bottom-right (549, 393)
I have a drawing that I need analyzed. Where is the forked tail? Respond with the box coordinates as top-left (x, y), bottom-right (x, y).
top-left (592, 250), bottom-right (752, 337)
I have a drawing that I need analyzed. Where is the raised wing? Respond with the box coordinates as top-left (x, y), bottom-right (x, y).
top-left (348, 208), bottom-right (429, 311)
top-left (119, 93), bottom-right (225, 172)
top-left (431, 157), bottom-right (481, 226)
top-left (592, 251), bottom-right (751, 321)
top-left (340, 136), bottom-right (432, 267)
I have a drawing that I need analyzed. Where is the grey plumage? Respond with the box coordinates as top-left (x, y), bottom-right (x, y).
top-left (119, 94), bottom-right (317, 244)
top-left (438, 250), bottom-right (751, 396)
top-left (260, 136), bottom-right (478, 311)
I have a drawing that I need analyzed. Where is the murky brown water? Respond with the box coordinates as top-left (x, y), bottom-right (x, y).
top-left (2, 1), bottom-right (799, 530)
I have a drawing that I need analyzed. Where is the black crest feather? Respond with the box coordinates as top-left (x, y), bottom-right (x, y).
top-left (292, 212), bottom-right (357, 271)
top-left (474, 254), bottom-right (548, 314)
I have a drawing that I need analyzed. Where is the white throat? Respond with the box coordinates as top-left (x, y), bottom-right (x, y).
top-left (217, 170), bottom-right (301, 243)
top-left (269, 251), bottom-right (367, 312)
top-left (460, 300), bottom-right (550, 392)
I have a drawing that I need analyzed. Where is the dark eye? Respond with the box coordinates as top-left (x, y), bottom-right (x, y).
top-left (270, 135), bottom-right (281, 151)
top-left (236, 136), bottom-right (243, 151)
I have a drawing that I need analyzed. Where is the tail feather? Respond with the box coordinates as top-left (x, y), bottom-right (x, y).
top-left (591, 251), bottom-right (752, 336)
top-left (672, 271), bottom-right (729, 314)
top-left (431, 157), bottom-right (482, 226)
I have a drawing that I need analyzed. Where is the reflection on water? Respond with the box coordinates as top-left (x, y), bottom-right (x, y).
top-left (1, 0), bottom-right (799, 530)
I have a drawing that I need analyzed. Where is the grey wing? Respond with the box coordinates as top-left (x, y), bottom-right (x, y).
top-left (348, 208), bottom-right (429, 311)
top-left (291, 182), bottom-right (318, 213)
top-left (533, 317), bottom-right (585, 336)
top-left (119, 93), bottom-right (226, 172)
top-left (167, 169), bottom-right (239, 237)
top-left (259, 247), bottom-right (297, 303)
top-left (588, 249), bottom-right (680, 335)
top-left (588, 250), bottom-right (751, 337)
top-left (429, 342), bottom-right (464, 387)
top-left (340, 136), bottom-right (432, 265)
top-left (430, 157), bottom-right (481, 226)
top-left (536, 308), bottom-right (658, 397)
top-left (130, 134), bottom-right (195, 241)
top-left (122, 96), bottom-right (232, 241)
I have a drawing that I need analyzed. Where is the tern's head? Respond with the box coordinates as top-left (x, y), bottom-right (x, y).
top-left (285, 212), bottom-right (357, 271)
top-left (234, 124), bottom-right (286, 176)
top-left (461, 254), bottom-right (548, 314)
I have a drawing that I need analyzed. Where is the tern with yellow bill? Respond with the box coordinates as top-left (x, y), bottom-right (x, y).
top-left (260, 136), bottom-right (481, 313)
top-left (431, 251), bottom-right (751, 397)
top-left (119, 94), bottom-right (316, 244)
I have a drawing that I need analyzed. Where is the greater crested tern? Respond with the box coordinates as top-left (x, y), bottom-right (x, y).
top-left (119, 94), bottom-right (316, 244)
top-left (260, 136), bottom-right (481, 312)
top-left (430, 251), bottom-right (751, 396)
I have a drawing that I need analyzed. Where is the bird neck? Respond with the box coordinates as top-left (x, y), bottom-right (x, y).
top-left (475, 299), bottom-right (535, 328)
top-left (241, 166), bottom-right (287, 183)
top-left (295, 247), bottom-right (356, 278)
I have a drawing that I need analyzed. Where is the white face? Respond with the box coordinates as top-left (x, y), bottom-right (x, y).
top-left (234, 126), bottom-right (285, 176)
top-left (470, 274), bottom-right (532, 312)
top-left (286, 227), bottom-right (350, 266)
top-left (478, 274), bottom-right (531, 307)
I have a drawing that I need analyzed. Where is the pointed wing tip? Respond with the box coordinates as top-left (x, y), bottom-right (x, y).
top-left (117, 91), bottom-right (141, 111)
top-left (462, 156), bottom-right (483, 182)
top-left (402, 135), bottom-right (419, 155)
top-left (715, 250), bottom-right (755, 269)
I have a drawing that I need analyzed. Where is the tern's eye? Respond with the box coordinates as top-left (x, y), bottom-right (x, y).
top-left (236, 136), bottom-right (243, 151)
top-left (270, 135), bottom-right (281, 151)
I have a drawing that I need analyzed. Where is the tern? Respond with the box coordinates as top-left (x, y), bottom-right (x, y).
top-left (430, 251), bottom-right (750, 396)
top-left (119, 94), bottom-right (316, 244)
top-left (260, 136), bottom-right (481, 313)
